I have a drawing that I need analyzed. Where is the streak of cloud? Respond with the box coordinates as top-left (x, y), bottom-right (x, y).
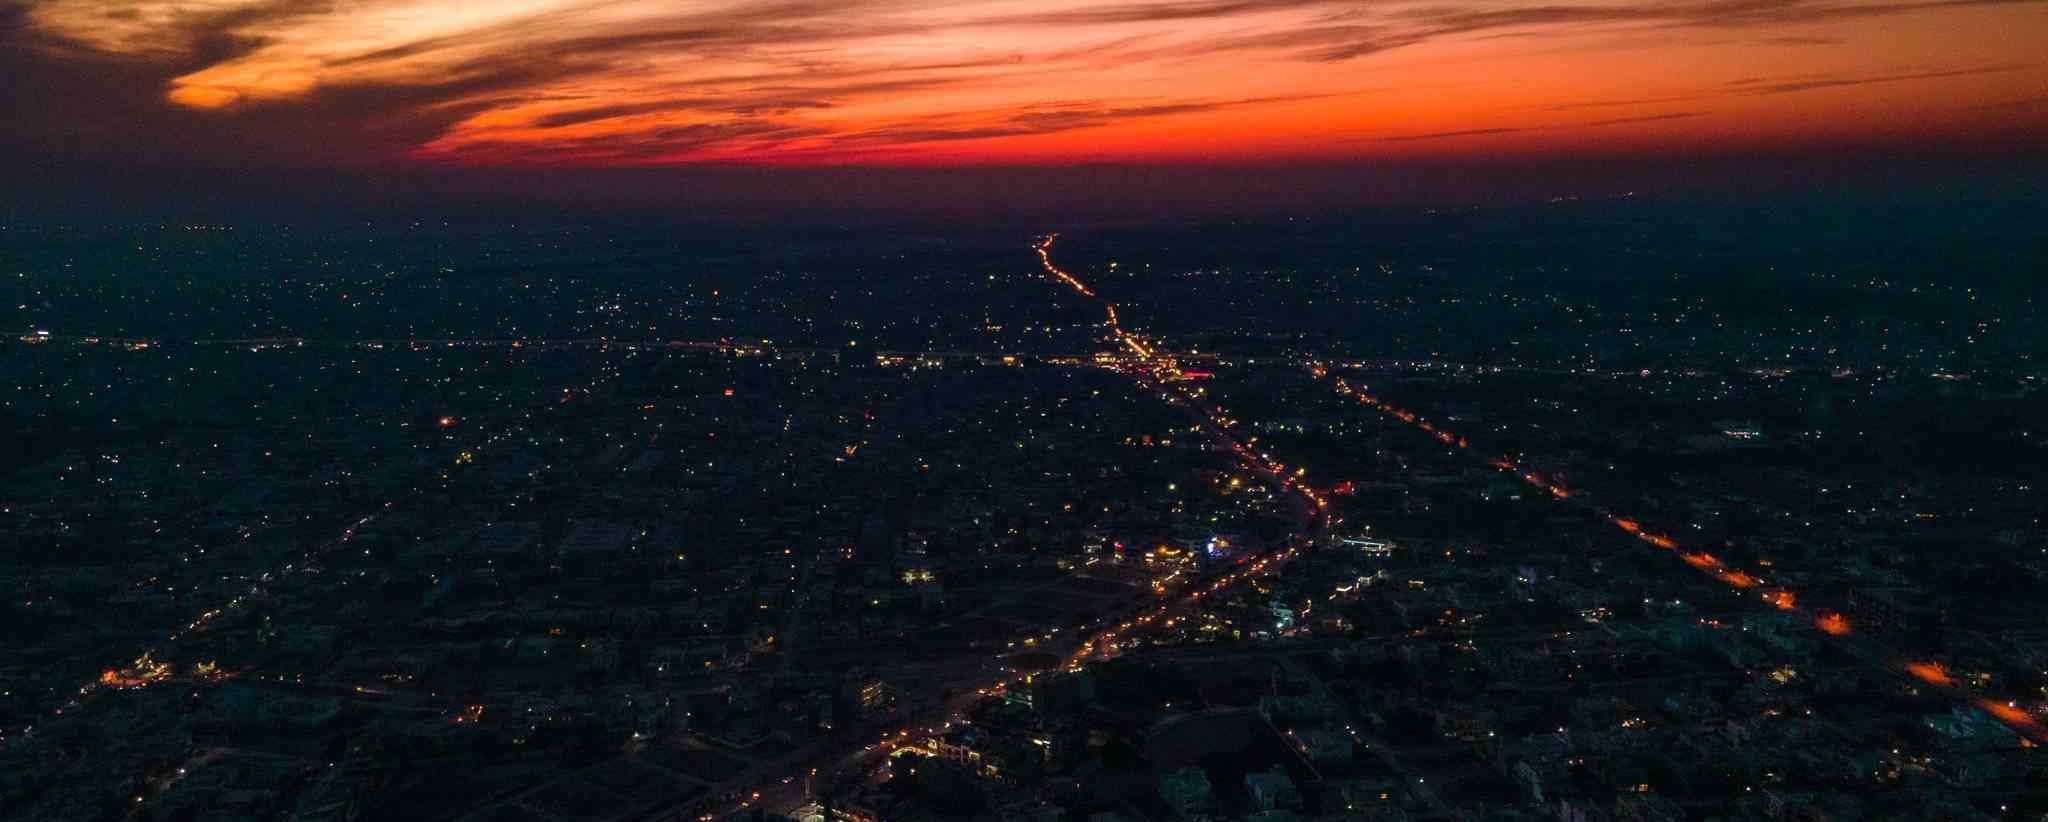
top-left (3, 0), bottom-right (2044, 168)
top-left (1379, 126), bottom-right (1528, 142)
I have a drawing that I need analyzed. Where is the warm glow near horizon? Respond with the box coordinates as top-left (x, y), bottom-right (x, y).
top-left (24, 0), bottom-right (2048, 166)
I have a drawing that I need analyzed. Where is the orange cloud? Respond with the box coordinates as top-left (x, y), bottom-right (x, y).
top-left (19, 0), bottom-right (2048, 165)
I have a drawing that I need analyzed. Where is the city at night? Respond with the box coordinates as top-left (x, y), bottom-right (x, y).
top-left (4, 2), bottom-right (2048, 821)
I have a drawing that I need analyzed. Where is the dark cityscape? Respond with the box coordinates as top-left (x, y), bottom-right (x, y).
top-left (5, 2), bottom-right (2048, 822)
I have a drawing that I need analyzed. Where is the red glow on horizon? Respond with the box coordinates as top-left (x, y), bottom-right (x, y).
top-left (0, 1), bottom-right (2038, 169)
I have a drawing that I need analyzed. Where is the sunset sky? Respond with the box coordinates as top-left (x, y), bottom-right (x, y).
top-left (4, 0), bottom-right (2045, 178)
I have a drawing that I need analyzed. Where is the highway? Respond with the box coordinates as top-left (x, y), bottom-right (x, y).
top-left (637, 236), bottom-right (1338, 822)
top-left (672, 233), bottom-right (2046, 822)
top-left (1311, 364), bottom-right (2048, 744)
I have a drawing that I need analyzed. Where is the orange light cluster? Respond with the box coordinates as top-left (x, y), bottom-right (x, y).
top-left (1977, 699), bottom-right (2044, 739)
top-left (1906, 662), bottom-right (1955, 687)
top-left (1718, 570), bottom-right (1760, 589)
top-left (1816, 612), bottom-right (1853, 636)
top-left (97, 654), bottom-right (173, 689)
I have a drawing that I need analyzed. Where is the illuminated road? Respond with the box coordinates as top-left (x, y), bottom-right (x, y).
top-left (3, 334), bottom-right (1096, 754)
top-left (649, 237), bottom-right (1339, 822)
top-left (1310, 363), bottom-right (2048, 744)
top-left (1036, 235), bottom-right (1151, 360)
top-left (1, 359), bottom-right (625, 756)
